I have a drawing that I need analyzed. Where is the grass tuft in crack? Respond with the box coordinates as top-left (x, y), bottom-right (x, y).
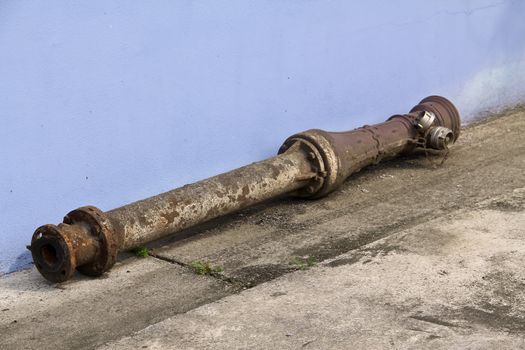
top-left (133, 246), bottom-right (150, 258)
top-left (290, 256), bottom-right (317, 270)
top-left (191, 260), bottom-right (224, 276)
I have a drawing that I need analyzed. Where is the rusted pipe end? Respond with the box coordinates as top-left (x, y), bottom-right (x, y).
top-left (281, 95), bottom-right (462, 199)
top-left (29, 206), bottom-right (118, 283)
top-left (30, 224), bottom-right (79, 282)
top-left (410, 95), bottom-right (461, 143)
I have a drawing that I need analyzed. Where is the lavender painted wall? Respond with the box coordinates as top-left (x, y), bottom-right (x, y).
top-left (1, 0), bottom-right (524, 274)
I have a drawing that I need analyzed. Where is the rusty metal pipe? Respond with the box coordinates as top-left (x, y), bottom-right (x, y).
top-left (29, 95), bottom-right (460, 282)
top-left (109, 148), bottom-right (314, 250)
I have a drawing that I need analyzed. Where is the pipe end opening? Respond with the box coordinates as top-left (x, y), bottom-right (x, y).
top-left (30, 225), bottom-right (76, 283)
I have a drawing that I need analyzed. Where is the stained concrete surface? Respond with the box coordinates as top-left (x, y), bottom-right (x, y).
top-left (0, 257), bottom-right (235, 350)
top-left (100, 193), bottom-right (525, 349)
top-left (1, 107), bottom-right (524, 349)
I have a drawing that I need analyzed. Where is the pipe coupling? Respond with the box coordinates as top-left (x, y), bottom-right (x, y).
top-left (278, 135), bottom-right (331, 198)
top-left (280, 129), bottom-right (344, 199)
top-left (414, 111), bottom-right (436, 132)
top-left (427, 126), bottom-right (454, 150)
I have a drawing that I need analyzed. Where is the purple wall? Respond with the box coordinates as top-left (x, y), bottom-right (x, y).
top-left (1, 0), bottom-right (524, 273)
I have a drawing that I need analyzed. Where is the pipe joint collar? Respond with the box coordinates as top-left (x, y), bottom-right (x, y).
top-left (280, 129), bottom-right (341, 198)
top-left (64, 206), bottom-right (118, 276)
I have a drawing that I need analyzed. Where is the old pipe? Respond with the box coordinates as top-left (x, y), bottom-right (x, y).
top-left (29, 95), bottom-right (460, 282)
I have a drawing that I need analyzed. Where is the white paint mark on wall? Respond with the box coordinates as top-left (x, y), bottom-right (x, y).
top-left (457, 54), bottom-right (525, 120)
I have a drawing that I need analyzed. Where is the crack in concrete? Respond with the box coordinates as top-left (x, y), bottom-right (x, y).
top-left (148, 251), bottom-right (247, 289)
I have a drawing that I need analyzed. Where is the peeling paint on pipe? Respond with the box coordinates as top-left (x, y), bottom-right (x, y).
top-left (29, 95), bottom-right (461, 282)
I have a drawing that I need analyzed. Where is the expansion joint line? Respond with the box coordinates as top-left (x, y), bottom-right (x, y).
top-left (147, 251), bottom-right (246, 288)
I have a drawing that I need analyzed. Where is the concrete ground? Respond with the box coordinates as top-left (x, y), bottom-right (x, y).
top-left (1, 107), bottom-right (524, 349)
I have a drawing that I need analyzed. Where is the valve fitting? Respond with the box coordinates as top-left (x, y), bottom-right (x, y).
top-left (427, 126), bottom-right (454, 150)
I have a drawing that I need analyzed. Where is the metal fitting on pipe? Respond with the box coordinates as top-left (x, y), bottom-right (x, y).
top-left (29, 95), bottom-right (461, 282)
top-left (427, 126), bottom-right (454, 150)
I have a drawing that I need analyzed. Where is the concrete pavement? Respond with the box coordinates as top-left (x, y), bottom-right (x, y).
top-left (101, 190), bottom-right (525, 349)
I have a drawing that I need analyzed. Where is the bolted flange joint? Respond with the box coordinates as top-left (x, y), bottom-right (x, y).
top-left (29, 206), bottom-right (118, 282)
top-left (279, 130), bottom-right (340, 199)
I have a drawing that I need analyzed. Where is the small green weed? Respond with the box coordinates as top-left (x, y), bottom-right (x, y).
top-left (290, 256), bottom-right (317, 270)
top-left (133, 246), bottom-right (149, 258)
top-left (190, 260), bottom-right (224, 276)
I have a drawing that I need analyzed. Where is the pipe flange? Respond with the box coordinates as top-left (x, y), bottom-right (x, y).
top-left (279, 137), bottom-right (327, 198)
top-left (63, 206), bottom-right (118, 276)
top-left (280, 129), bottom-right (340, 198)
top-left (30, 224), bottom-right (77, 283)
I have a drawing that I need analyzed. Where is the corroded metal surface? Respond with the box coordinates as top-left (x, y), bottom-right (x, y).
top-left (109, 145), bottom-right (315, 250)
top-left (29, 95), bottom-right (461, 282)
